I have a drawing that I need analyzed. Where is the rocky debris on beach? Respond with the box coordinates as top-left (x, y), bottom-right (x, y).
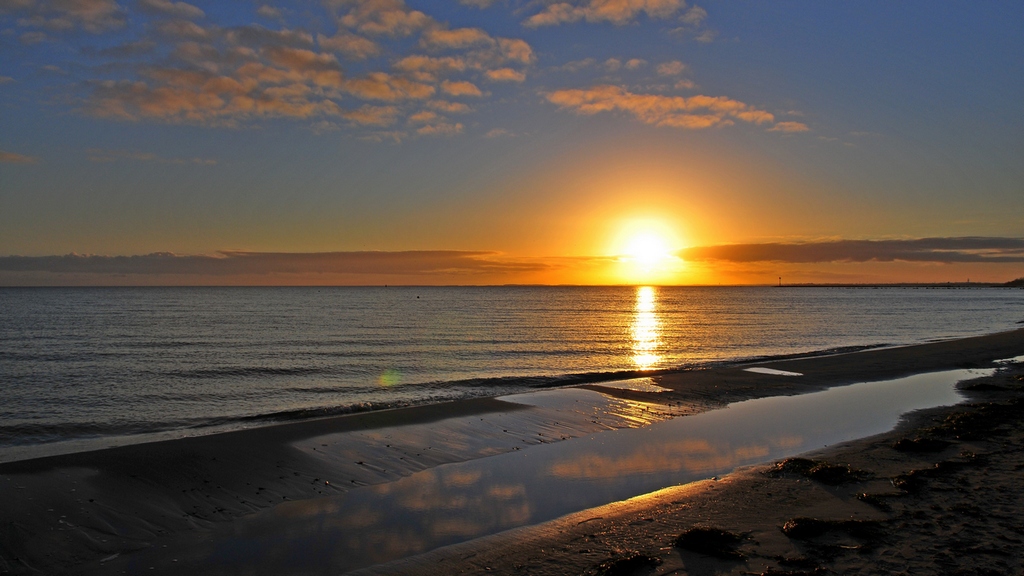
top-left (674, 526), bottom-right (746, 560)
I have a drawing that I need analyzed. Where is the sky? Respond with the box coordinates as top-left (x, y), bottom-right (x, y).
top-left (1, 0), bottom-right (1023, 285)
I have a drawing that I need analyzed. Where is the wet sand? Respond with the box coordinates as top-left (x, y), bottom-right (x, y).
top-left (1, 328), bottom-right (1023, 574)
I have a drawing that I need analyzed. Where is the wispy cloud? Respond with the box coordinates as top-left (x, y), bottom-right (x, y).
top-left (656, 60), bottom-right (686, 76)
top-left (4, 0), bottom-right (126, 34)
top-left (546, 85), bottom-right (778, 130)
top-left (524, 0), bottom-right (685, 27)
top-left (485, 67), bottom-right (525, 82)
top-left (768, 121), bottom-right (809, 133)
top-left (441, 79), bottom-right (482, 97)
top-left (0, 149), bottom-right (39, 163)
top-left (342, 104), bottom-right (399, 126)
top-left (680, 238), bottom-right (1024, 264)
top-left (0, 250), bottom-right (553, 282)
top-left (137, 0), bottom-right (204, 20)
top-left (37, 0), bottom-right (534, 136)
top-left (86, 148), bottom-right (216, 164)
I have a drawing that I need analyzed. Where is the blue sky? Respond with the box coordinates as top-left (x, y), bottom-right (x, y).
top-left (1, 0), bottom-right (1022, 284)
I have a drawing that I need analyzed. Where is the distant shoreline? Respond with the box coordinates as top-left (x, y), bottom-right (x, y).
top-left (1, 281), bottom-right (1022, 288)
top-left (777, 282), bottom-right (1024, 288)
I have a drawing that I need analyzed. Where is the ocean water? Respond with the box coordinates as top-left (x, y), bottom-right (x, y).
top-left (1, 286), bottom-right (1022, 461)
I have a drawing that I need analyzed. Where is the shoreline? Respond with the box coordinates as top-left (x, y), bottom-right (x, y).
top-left (1, 328), bottom-right (1023, 574)
top-left (0, 340), bottom-right (903, 466)
top-left (0, 333), bottom-right (993, 467)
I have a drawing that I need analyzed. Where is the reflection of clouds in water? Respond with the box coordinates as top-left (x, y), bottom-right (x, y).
top-left (548, 435), bottom-right (798, 479)
top-left (488, 484), bottom-right (526, 499)
top-left (773, 435), bottom-right (805, 449)
top-left (443, 469), bottom-right (483, 488)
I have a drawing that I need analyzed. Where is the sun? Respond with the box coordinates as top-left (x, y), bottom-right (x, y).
top-left (624, 232), bottom-right (672, 268)
top-left (611, 219), bottom-right (685, 283)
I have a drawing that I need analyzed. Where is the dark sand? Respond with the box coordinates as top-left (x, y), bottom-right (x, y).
top-left (2, 329), bottom-right (1023, 575)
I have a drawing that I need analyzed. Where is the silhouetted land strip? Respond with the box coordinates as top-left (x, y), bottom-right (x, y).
top-left (777, 280), bottom-right (1024, 288)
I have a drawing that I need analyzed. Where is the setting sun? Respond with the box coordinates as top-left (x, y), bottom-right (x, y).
top-left (611, 220), bottom-right (686, 284)
top-left (624, 233), bottom-right (672, 268)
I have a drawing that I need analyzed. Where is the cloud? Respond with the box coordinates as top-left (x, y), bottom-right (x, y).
top-left (427, 99), bottom-right (471, 113)
top-left (458, 0), bottom-right (494, 7)
top-left (256, 5), bottom-right (281, 19)
top-left (679, 238), bottom-right (1024, 264)
top-left (624, 58), bottom-right (645, 70)
top-left (679, 4), bottom-right (705, 25)
top-left (768, 121), bottom-right (809, 133)
top-left (656, 60), bottom-right (686, 76)
top-left (484, 128), bottom-right (510, 138)
top-left (6, 0), bottom-right (536, 136)
top-left (485, 67), bottom-right (525, 82)
top-left (342, 104), bottom-right (398, 125)
top-left (86, 148), bottom-right (216, 164)
top-left (6, 0), bottom-right (126, 33)
top-left (558, 58), bottom-right (595, 72)
top-left (264, 46), bottom-right (344, 87)
top-left (392, 55), bottom-right (466, 81)
top-left (333, 0), bottom-right (431, 37)
top-left (225, 24), bottom-right (314, 48)
top-left (153, 19), bottom-right (212, 39)
top-left (524, 0), bottom-right (685, 27)
top-left (441, 79), bottom-right (482, 97)
top-left (82, 39), bottom-right (156, 58)
top-left (84, 66), bottom-right (343, 123)
top-left (317, 31), bottom-right (380, 59)
top-left (137, 0), bottom-right (204, 20)
top-left (0, 149), bottom-right (39, 163)
top-left (694, 29), bottom-right (716, 43)
top-left (0, 76), bottom-right (15, 84)
top-left (407, 110), bottom-right (436, 123)
top-left (420, 26), bottom-right (492, 50)
top-left (497, 38), bottom-right (533, 64)
top-left (0, 250), bottom-right (550, 280)
top-left (343, 72), bottom-right (435, 100)
top-left (546, 84), bottom-right (777, 130)
top-left (19, 30), bottom-right (48, 44)
top-left (416, 121), bottom-right (463, 135)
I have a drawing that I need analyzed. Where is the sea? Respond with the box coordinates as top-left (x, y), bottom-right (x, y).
top-left (2, 286), bottom-right (1023, 462)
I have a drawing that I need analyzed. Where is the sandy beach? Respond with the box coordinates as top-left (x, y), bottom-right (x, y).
top-left (2, 328), bottom-right (1024, 575)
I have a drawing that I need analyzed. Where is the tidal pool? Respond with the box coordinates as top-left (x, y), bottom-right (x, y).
top-left (120, 368), bottom-right (990, 575)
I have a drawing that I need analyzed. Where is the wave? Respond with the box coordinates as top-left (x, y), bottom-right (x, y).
top-left (162, 366), bottom-right (333, 379)
top-left (0, 342), bottom-right (902, 456)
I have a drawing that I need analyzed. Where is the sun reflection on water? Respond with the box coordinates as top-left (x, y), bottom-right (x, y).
top-left (631, 286), bottom-right (661, 370)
